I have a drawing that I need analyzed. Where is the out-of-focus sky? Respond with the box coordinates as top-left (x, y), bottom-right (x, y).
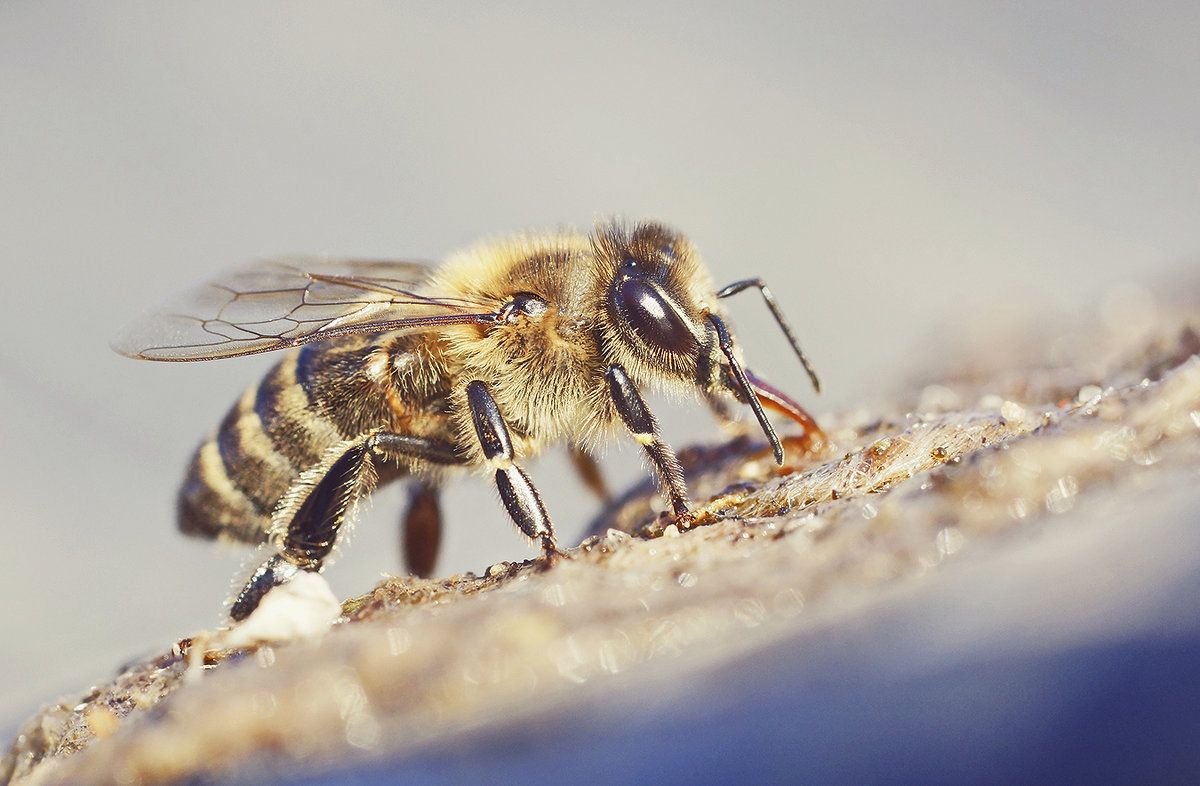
top-left (2, 3), bottom-right (1198, 725)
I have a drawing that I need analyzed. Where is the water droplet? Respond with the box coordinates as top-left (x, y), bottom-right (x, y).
top-left (732, 598), bottom-right (765, 627)
top-left (386, 626), bottom-right (410, 656)
top-left (1045, 475), bottom-right (1078, 514)
top-left (542, 583), bottom-right (566, 607)
top-left (935, 527), bottom-right (964, 556)
top-left (1008, 498), bottom-right (1030, 519)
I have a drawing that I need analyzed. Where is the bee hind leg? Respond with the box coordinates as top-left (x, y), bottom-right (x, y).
top-left (465, 381), bottom-right (560, 560)
top-left (230, 431), bottom-right (465, 622)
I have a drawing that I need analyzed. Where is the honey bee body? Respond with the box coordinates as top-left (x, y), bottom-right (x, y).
top-left (117, 222), bottom-right (823, 621)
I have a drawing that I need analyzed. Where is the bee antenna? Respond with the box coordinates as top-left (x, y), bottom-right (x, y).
top-left (716, 278), bottom-right (821, 393)
top-left (706, 313), bottom-right (784, 465)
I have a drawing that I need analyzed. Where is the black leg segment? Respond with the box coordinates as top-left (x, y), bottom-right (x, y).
top-left (229, 430), bottom-right (465, 622)
top-left (283, 439), bottom-right (371, 568)
top-left (707, 312), bottom-right (785, 465)
top-left (495, 464), bottom-right (554, 543)
top-left (230, 554), bottom-right (300, 623)
top-left (466, 380), bottom-right (513, 463)
top-left (465, 380), bottom-right (557, 554)
top-left (605, 363), bottom-right (690, 520)
top-left (375, 433), bottom-right (465, 466)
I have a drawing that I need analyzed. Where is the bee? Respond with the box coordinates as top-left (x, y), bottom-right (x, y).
top-left (114, 221), bottom-right (824, 621)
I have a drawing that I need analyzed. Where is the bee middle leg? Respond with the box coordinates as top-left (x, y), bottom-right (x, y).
top-left (230, 431), bottom-right (464, 622)
top-left (465, 380), bottom-right (559, 560)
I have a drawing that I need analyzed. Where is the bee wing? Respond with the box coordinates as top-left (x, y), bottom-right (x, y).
top-left (113, 257), bottom-right (500, 361)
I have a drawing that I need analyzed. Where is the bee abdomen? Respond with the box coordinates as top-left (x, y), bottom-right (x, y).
top-left (178, 350), bottom-right (346, 544)
top-left (178, 439), bottom-right (270, 543)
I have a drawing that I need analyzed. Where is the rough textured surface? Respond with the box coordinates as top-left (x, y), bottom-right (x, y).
top-left (4, 281), bottom-right (1200, 785)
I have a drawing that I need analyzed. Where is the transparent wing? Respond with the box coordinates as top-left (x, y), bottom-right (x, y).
top-left (112, 257), bottom-right (500, 361)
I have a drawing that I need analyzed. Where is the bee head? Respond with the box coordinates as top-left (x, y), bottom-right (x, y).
top-left (595, 222), bottom-right (753, 399)
top-left (594, 222), bottom-right (713, 384)
top-left (594, 221), bottom-right (820, 463)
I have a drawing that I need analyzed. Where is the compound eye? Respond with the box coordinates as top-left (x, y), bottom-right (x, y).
top-left (614, 277), bottom-right (698, 356)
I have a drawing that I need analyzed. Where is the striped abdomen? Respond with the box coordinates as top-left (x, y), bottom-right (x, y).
top-left (178, 334), bottom-right (451, 544)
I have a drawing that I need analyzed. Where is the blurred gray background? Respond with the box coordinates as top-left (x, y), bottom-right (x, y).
top-left (2, 2), bottom-right (1198, 733)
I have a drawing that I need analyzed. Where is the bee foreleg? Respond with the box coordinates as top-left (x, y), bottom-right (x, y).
top-left (605, 364), bottom-right (691, 523)
top-left (465, 380), bottom-right (559, 558)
